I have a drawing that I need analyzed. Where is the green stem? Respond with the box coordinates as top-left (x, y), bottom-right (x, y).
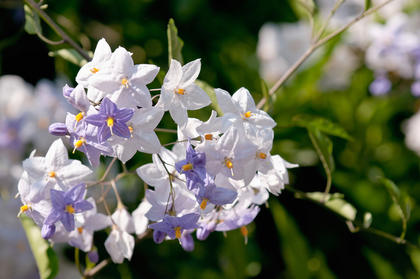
top-left (154, 128), bottom-right (178, 134)
top-left (75, 248), bottom-right (84, 277)
top-left (23, 0), bottom-right (91, 61)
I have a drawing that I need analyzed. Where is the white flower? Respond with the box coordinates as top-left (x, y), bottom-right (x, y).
top-left (76, 38), bottom-right (113, 88)
top-left (157, 59), bottom-right (211, 127)
top-left (132, 199), bottom-right (152, 235)
top-left (215, 87), bottom-right (276, 134)
top-left (105, 226), bottom-right (135, 263)
top-left (89, 47), bottom-right (159, 108)
top-left (22, 139), bottom-right (93, 196)
top-left (112, 207), bottom-right (135, 234)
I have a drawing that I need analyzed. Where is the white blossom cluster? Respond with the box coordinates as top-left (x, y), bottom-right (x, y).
top-left (16, 38), bottom-right (297, 264)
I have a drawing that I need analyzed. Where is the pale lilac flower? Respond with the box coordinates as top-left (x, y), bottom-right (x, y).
top-left (112, 207), bottom-right (135, 234)
top-left (149, 212), bottom-right (200, 242)
top-left (157, 59), bottom-right (211, 127)
top-left (42, 183), bottom-right (93, 237)
top-left (83, 97), bottom-right (134, 143)
top-left (105, 226), bottom-right (135, 263)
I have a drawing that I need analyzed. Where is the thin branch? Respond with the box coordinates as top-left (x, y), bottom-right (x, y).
top-left (256, 0), bottom-right (395, 110)
top-left (86, 157), bottom-right (118, 188)
top-left (154, 128), bottom-right (178, 134)
top-left (23, 0), bottom-right (91, 61)
top-left (313, 0), bottom-right (344, 43)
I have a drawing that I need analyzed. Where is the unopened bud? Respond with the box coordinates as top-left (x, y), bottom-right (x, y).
top-left (49, 123), bottom-right (68, 136)
top-left (41, 224), bottom-right (56, 239)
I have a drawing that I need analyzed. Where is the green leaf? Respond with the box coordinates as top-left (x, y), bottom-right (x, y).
top-left (24, 4), bottom-right (42, 35)
top-left (167, 18), bottom-right (184, 66)
top-left (20, 214), bottom-right (59, 279)
top-left (195, 79), bottom-right (223, 116)
top-left (363, 212), bottom-right (373, 229)
top-left (307, 124), bottom-right (335, 173)
top-left (365, 0), bottom-right (372, 11)
top-left (292, 114), bottom-right (353, 140)
top-left (378, 177), bottom-right (410, 240)
top-left (48, 49), bottom-right (88, 66)
top-left (304, 191), bottom-right (357, 221)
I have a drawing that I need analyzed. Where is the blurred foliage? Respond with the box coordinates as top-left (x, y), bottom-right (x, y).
top-left (2, 0), bottom-right (420, 278)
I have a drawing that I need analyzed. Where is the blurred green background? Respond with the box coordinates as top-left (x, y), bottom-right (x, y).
top-left (2, 0), bottom-right (420, 278)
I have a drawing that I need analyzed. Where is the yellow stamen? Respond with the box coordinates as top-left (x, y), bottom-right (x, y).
top-left (259, 153), bottom-right (267, 159)
top-left (177, 88), bottom-right (186, 95)
top-left (226, 160), bottom-right (233, 169)
top-left (224, 159), bottom-right (234, 176)
top-left (73, 139), bottom-right (84, 154)
top-left (66, 205), bottom-right (75, 215)
top-left (122, 78), bottom-right (129, 88)
top-left (107, 117), bottom-right (114, 135)
top-left (244, 111), bottom-right (252, 118)
top-left (205, 134), bottom-right (213, 141)
top-left (128, 126), bottom-right (134, 138)
top-left (90, 67), bottom-right (99, 74)
top-left (77, 227), bottom-right (83, 234)
top-left (174, 227), bottom-right (182, 239)
top-left (200, 199), bottom-right (208, 210)
top-left (75, 112), bottom-right (84, 123)
top-left (48, 171), bottom-right (56, 178)
top-left (17, 204), bottom-right (29, 218)
top-left (182, 163), bottom-right (193, 172)
top-left (240, 226), bottom-right (248, 245)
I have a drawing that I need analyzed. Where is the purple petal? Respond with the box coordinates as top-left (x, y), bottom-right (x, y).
top-left (100, 97), bottom-right (116, 116)
top-left (66, 183), bottom-right (86, 203)
top-left (50, 189), bottom-right (66, 209)
top-left (44, 208), bottom-right (64, 225)
top-left (41, 224), bottom-right (56, 239)
top-left (369, 77), bottom-right (391, 95)
top-left (88, 250), bottom-right (99, 263)
top-left (180, 233), bottom-right (194, 252)
top-left (112, 122), bottom-right (131, 139)
top-left (98, 125), bottom-right (112, 142)
top-left (411, 81), bottom-right (420, 97)
top-left (114, 108), bottom-right (135, 122)
top-left (74, 199), bottom-right (94, 213)
top-left (149, 221), bottom-right (172, 233)
top-left (84, 114), bottom-right (107, 127)
top-left (175, 159), bottom-right (189, 173)
top-left (61, 212), bottom-right (75, 231)
top-left (153, 230), bottom-right (166, 244)
top-left (196, 221), bottom-right (216, 240)
top-left (49, 123), bottom-right (68, 136)
top-left (209, 187), bottom-right (238, 205)
top-left (179, 212), bottom-right (200, 229)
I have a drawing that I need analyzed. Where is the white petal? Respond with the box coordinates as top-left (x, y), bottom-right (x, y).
top-left (179, 83), bottom-right (211, 110)
top-left (164, 59), bottom-right (183, 88)
top-left (179, 59), bottom-right (201, 88)
top-left (45, 139), bottom-right (69, 171)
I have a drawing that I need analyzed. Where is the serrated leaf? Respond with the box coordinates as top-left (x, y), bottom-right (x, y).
top-left (195, 79), bottom-right (223, 116)
top-left (167, 18), bottom-right (184, 66)
top-left (363, 212), bottom-right (373, 229)
top-left (292, 114), bottom-right (353, 140)
top-left (24, 4), bottom-right (42, 35)
top-left (20, 215), bottom-right (59, 279)
top-left (307, 124), bottom-right (335, 173)
top-left (49, 49), bottom-right (88, 66)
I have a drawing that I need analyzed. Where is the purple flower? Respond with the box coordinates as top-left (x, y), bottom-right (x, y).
top-left (175, 139), bottom-right (207, 193)
top-left (411, 81), bottom-right (420, 97)
top-left (195, 174), bottom-right (238, 210)
top-left (66, 113), bottom-right (113, 167)
top-left (148, 212), bottom-right (200, 241)
top-left (43, 183), bottom-right (94, 238)
top-left (369, 75), bottom-right (392, 96)
top-left (49, 122), bottom-right (68, 136)
top-left (84, 97), bottom-right (134, 143)
top-left (215, 206), bottom-right (260, 232)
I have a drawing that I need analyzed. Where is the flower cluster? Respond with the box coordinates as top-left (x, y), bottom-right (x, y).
top-left (17, 38), bottom-right (297, 264)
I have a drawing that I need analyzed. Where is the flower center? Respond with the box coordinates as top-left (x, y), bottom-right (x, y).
top-left (259, 152), bottom-right (267, 159)
top-left (107, 117), bottom-right (114, 135)
top-left (244, 111), bottom-right (253, 118)
top-left (200, 199), bottom-right (209, 210)
top-left (224, 158), bottom-right (234, 176)
top-left (74, 112), bottom-right (85, 130)
top-left (78, 227), bottom-right (83, 234)
top-left (48, 171), bottom-right (56, 178)
top-left (90, 67), bottom-right (99, 74)
top-left (240, 225), bottom-right (248, 244)
top-left (128, 126), bottom-right (134, 138)
top-left (122, 78), bottom-right (129, 88)
top-left (205, 134), bottom-right (213, 140)
top-left (73, 137), bottom-right (86, 154)
top-left (174, 227), bottom-right (182, 239)
top-left (66, 205), bottom-right (75, 215)
top-left (17, 204), bottom-right (31, 218)
top-left (182, 163), bottom-right (193, 172)
top-left (176, 88), bottom-right (186, 95)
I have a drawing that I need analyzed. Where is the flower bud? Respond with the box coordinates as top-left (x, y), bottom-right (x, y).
top-left (49, 123), bottom-right (68, 136)
top-left (88, 249), bottom-right (99, 263)
top-left (41, 224), bottom-right (56, 239)
top-left (180, 233), bottom-right (194, 252)
top-left (153, 230), bottom-right (166, 244)
top-left (62, 84), bottom-right (74, 100)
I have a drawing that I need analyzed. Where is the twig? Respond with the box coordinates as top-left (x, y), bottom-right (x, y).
top-left (86, 157), bottom-right (118, 188)
top-left (23, 0), bottom-right (91, 61)
top-left (256, 0), bottom-right (395, 110)
top-left (154, 128), bottom-right (178, 134)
